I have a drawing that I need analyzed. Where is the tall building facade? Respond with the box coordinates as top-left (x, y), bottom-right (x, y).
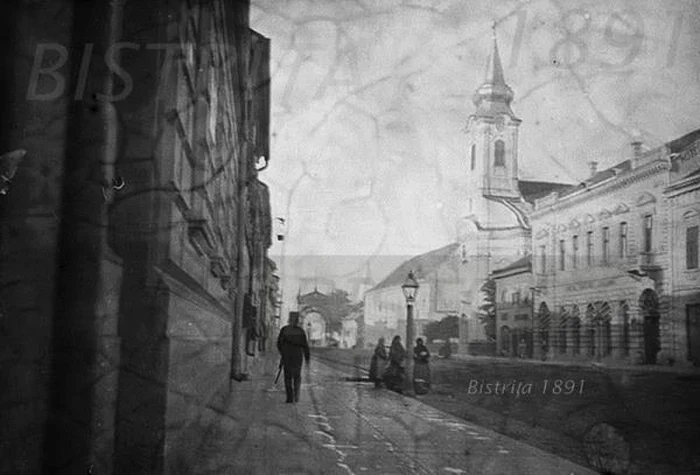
top-left (665, 146), bottom-right (700, 365)
top-left (529, 130), bottom-right (700, 365)
top-left (0, 1), bottom-right (272, 473)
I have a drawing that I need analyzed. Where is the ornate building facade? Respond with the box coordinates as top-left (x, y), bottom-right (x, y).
top-left (529, 130), bottom-right (700, 365)
top-left (664, 134), bottom-right (700, 365)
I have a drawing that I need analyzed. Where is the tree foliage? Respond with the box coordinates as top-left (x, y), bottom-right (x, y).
top-left (300, 289), bottom-right (356, 334)
top-left (477, 279), bottom-right (497, 341)
top-left (424, 315), bottom-right (459, 342)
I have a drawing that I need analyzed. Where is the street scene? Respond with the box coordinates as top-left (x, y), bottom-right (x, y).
top-left (187, 355), bottom-right (596, 474)
top-left (1, 0), bottom-right (700, 474)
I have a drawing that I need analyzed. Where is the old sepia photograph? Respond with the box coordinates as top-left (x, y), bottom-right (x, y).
top-left (1, 0), bottom-right (699, 473)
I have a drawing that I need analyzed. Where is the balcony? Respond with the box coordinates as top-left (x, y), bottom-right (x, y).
top-left (636, 252), bottom-right (662, 271)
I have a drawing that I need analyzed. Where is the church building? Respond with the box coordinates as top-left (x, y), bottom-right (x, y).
top-left (364, 27), bottom-right (568, 354)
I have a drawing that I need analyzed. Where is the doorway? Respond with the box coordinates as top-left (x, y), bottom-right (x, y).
top-left (687, 304), bottom-right (700, 366)
top-left (639, 289), bottom-right (660, 364)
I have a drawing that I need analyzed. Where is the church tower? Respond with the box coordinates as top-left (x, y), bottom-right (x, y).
top-left (465, 24), bottom-right (522, 202)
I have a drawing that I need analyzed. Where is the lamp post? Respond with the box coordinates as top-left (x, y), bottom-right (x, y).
top-left (401, 270), bottom-right (420, 396)
top-left (529, 286), bottom-right (542, 359)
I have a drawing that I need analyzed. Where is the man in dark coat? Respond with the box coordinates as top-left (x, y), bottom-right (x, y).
top-left (277, 312), bottom-right (310, 403)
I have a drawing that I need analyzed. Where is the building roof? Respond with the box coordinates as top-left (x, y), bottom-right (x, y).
top-left (472, 27), bottom-right (516, 120)
top-left (491, 254), bottom-right (532, 278)
top-left (667, 128), bottom-right (700, 153)
top-left (298, 288), bottom-right (326, 301)
top-left (518, 180), bottom-right (573, 203)
top-left (369, 242), bottom-right (460, 292)
top-left (549, 128), bottom-right (700, 202)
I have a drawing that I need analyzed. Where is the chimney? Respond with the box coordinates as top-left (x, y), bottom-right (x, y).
top-left (588, 161), bottom-right (598, 177)
top-left (631, 140), bottom-right (643, 158)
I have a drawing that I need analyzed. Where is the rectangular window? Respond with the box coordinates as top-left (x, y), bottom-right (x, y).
top-left (587, 231), bottom-right (593, 266)
top-left (687, 226), bottom-right (699, 270)
top-left (539, 245), bottom-right (546, 273)
top-left (602, 227), bottom-right (610, 263)
top-left (644, 215), bottom-right (653, 253)
top-left (559, 239), bottom-right (566, 271)
top-left (512, 291), bottom-right (521, 304)
top-left (572, 235), bottom-right (579, 269)
top-left (619, 222), bottom-right (628, 258)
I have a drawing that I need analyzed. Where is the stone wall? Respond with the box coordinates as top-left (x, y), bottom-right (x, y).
top-left (0, 0), bottom-right (272, 473)
top-left (0, 2), bottom-right (74, 473)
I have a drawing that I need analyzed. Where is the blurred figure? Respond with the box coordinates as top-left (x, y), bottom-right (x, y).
top-left (383, 335), bottom-right (406, 393)
top-left (439, 339), bottom-right (452, 359)
top-left (413, 338), bottom-right (431, 394)
top-left (518, 338), bottom-right (527, 358)
top-left (369, 337), bottom-right (388, 389)
top-left (277, 312), bottom-right (310, 403)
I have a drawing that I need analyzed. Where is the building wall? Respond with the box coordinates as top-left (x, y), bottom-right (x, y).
top-left (0, 1), bottom-right (272, 473)
top-left (666, 171), bottom-right (700, 365)
top-left (530, 149), bottom-right (672, 362)
top-left (494, 270), bottom-right (533, 357)
top-left (0, 3), bottom-right (74, 472)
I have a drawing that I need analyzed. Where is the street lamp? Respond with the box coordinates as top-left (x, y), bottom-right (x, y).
top-left (401, 270), bottom-right (420, 396)
top-left (529, 286), bottom-right (542, 359)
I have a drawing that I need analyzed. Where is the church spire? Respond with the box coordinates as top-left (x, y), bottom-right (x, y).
top-left (472, 22), bottom-right (516, 119)
top-left (485, 21), bottom-right (506, 88)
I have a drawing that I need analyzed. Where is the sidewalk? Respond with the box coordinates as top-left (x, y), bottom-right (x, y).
top-left (449, 353), bottom-right (700, 375)
top-left (184, 354), bottom-right (596, 474)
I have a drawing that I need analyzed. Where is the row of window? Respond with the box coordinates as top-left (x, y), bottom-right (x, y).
top-left (539, 220), bottom-right (700, 272)
top-left (470, 140), bottom-right (506, 171)
top-left (538, 216), bottom-right (655, 272)
top-left (500, 313), bottom-right (530, 321)
top-left (500, 290), bottom-right (529, 305)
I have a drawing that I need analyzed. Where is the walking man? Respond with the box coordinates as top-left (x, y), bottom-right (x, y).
top-left (277, 312), bottom-right (310, 403)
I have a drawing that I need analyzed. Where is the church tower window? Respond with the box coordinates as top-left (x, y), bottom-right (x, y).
top-left (470, 144), bottom-right (476, 170)
top-left (494, 140), bottom-right (506, 167)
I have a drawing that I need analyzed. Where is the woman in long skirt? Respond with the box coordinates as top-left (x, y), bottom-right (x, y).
top-left (383, 335), bottom-right (406, 393)
top-left (369, 337), bottom-right (388, 388)
top-left (413, 338), bottom-right (431, 395)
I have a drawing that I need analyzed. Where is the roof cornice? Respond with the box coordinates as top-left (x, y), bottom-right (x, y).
top-left (532, 159), bottom-right (670, 217)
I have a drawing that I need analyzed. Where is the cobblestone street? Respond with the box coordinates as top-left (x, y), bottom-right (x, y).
top-left (190, 356), bottom-right (595, 474)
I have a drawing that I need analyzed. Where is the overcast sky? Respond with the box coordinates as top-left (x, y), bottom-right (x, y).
top-left (251, 0), bottom-right (700, 265)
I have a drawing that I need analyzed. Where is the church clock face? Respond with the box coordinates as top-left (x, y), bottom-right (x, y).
top-left (495, 115), bottom-right (505, 131)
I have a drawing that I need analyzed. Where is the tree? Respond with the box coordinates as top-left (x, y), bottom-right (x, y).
top-left (477, 279), bottom-right (497, 341)
top-left (424, 315), bottom-right (459, 342)
top-left (318, 289), bottom-right (355, 334)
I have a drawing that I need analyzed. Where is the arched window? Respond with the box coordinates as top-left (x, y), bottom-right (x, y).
top-left (571, 306), bottom-right (581, 355)
top-left (538, 302), bottom-right (551, 353)
top-left (501, 326), bottom-right (511, 355)
top-left (470, 144), bottom-right (476, 171)
top-left (619, 300), bottom-right (630, 356)
top-left (558, 307), bottom-right (568, 354)
top-left (597, 302), bottom-right (612, 357)
top-left (494, 140), bottom-right (506, 167)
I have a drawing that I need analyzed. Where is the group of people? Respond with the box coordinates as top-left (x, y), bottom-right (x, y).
top-left (276, 313), bottom-right (434, 404)
top-left (368, 336), bottom-right (431, 394)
